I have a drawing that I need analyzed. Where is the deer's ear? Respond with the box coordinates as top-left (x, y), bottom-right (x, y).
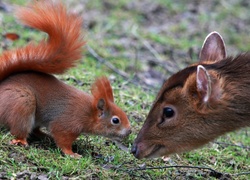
top-left (199, 31), bottom-right (226, 63)
top-left (196, 65), bottom-right (211, 103)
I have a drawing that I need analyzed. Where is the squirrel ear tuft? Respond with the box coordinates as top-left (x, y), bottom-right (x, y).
top-left (91, 76), bottom-right (114, 102)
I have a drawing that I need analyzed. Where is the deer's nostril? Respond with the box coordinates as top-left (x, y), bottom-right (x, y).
top-left (131, 145), bottom-right (137, 155)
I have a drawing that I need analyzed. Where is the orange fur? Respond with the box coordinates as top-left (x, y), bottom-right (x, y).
top-left (91, 76), bottom-right (114, 104)
top-left (0, 0), bottom-right (131, 157)
top-left (0, 0), bottom-right (84, 80)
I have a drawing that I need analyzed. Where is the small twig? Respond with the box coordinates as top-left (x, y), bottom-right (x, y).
top-left (131, 25), bottom-right (162, 62)
top-left (233, 171), bottom-right (250, 176)
top-left (113, 161), bottom-right (249, 178)
top-left (87, 45), bottom-right (129, 79)
top-left (141, 38), bottom-right (163, 62)
top-left (87, 45), bottom-right (158, 91)
top-left (131, 26), bottom-right (179, 74)
top-left (116, 165), bottom-right (224, 178)
top-left (125, 165), bottom-right (250, 178)
top-left (124, 165), bottom-right (225, 179)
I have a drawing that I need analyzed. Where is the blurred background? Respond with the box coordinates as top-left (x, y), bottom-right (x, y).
top-left (2, 0), bottom-right (250, 89)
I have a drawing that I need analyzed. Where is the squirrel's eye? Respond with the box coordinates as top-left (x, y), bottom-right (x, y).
top-left (163, 107), bottom-right (175, 118)
top-left (111, 116), bottom-right (120, 125)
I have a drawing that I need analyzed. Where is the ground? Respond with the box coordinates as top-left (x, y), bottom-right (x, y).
top-left (0, 0), bottom-right (249, 179)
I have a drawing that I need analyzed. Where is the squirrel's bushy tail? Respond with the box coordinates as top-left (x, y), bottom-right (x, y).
top-left (0, 0), bottom-right (85, 80)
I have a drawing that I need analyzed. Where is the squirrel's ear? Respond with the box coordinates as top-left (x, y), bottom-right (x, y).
top-left (196, 65), bottom-right (211, 103)
top-left (100, 77), bottom-right (114, 102)
top-left (199, 31), bottom-right (226, 63)
top-left (91, 76), bottom-right (114, 103)
top-left (97, 98), bottom-right (105, 111)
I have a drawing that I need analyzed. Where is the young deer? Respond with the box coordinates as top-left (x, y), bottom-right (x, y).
top-left (131, 32), bottom-right (250, 159)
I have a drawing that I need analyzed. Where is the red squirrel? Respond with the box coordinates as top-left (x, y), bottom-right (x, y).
top-left (0, 0), bottom-right (131, 157)
top-left (131, 31), bottom-right (250, 159)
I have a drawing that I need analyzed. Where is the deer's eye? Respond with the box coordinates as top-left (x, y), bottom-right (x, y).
top-left (163, 107), bottom-right (175, 118)
top-left (111, 116), bottom-right (120, 125)
top-left (159, 106), bottom-right (176, 126)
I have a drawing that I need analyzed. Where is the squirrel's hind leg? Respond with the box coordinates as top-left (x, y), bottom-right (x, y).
top-left (0, 85), bottom-right (36, 146)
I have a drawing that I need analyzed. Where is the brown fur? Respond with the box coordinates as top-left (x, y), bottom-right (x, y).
top-left (132, 32), bottom-right (250, 159)
top-left (0, 0), bottom-right (131, 157)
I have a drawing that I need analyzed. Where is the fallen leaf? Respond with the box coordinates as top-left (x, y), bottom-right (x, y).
top-left (3, 33), bottom-right (20, 41)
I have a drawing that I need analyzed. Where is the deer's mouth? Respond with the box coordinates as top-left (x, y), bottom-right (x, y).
top-left (145, 144), bottom-right (165, 159)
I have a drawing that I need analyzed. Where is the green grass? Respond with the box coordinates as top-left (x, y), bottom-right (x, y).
top-left (0, 0), bottom-right (249, 179)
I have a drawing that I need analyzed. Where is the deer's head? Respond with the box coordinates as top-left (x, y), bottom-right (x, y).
top-left (131, 32), bottom-right (229, 159)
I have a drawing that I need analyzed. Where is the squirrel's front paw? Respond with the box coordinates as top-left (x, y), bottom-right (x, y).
top-left (69, 153), bottom-right (82, 159)
top-left (9, 138), bottom-right (28, 147)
